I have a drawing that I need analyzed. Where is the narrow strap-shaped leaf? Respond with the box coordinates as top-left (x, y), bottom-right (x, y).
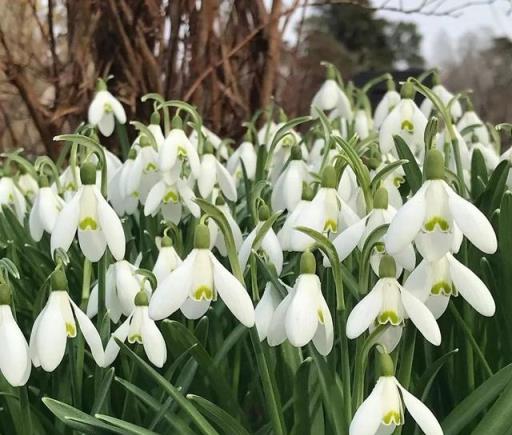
top-left (95, 414), bottom-right (159, 435)
top-left (393, 135), bottom-right (422, 193)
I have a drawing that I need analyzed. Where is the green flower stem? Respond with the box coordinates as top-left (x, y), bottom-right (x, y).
top-left (339, 310), bottom-right (352, 425)
top-left (81, 258), bottom-right (92, 309)
top-left (397, 326), bottom-right (416, 389)
top-left (116, 120), bottom-right (130, 159)
top-left (97, 255), bottom-right (107, 331)
top-left (19, 386), bottom-right (32, 435)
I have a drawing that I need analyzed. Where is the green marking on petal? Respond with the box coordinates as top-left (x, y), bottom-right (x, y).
top-left (65, 182), bottom-right (76, 191)
top-left (128, 334), bottom-right (142, 344)
top-left (374, 242), bottom-right (385, 254)
top-left (144, 162), bottom-right (157, 173)
top-left (317, 309), bottom-right (325, 324)
top-left (378, 311), bottom-right (401, 326)
top-left (393, 176), bottom-right (404, 187)
top-left (401, 120), bottom-right (414, 133)
top-left (79, 217), bottom-right (98, 231)
top-left (432, 280), bottom-right (453, 296)
top-left (383, 411), bottom-right (401, 425)
top-left (192, 286), bottom-right (214, 301)
top-left (66, 322), bottom-right (76, 337)
top-left (424, 216), bottom-right (450, 232)
top-left (103, 103), bottom-right (113, 113)
top-left (324, 219), bottom-right (337, 232)
top-left (178, 146), bottom-right (187, 157)
top-left (163, 190), bottom-right (179, 204)
top-left (7, 193), bottom-right (14, 203)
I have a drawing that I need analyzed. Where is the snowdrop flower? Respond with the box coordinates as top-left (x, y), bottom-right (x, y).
top-left (257, 121), bottom-right (278, 146)
top-left (159, 118), bottom-right (200, 177)
top-left (144, 173), bottom-right (200, 224)
top-left (268, 124), bottom-right (305, 182)
top-left (149, 223), bottom-right (255, 326)
top-left (337, 165), bottom-right (365, 217)
top-left (374, 81), bottom-right (401, 129)
top-left (57, 165), bottom-right (81, 202)
top-left (125, 137), bottom-right (160, 205)
top-left (267, 251), bottom-right (333, 355)
top-left (271, 145), bottom-right (310, 212)
top-left (147, 112), bottom-right (165, 149)
top-left (198, 144), bottom-right (237, 201)
top-left (437, 127), bottom-right (471, 172)
top-left (311, 65), bottom-right (353, 121)
top-left (0, 281), bottom-right (31, 386)
top-left (326, 188), bottom-right (415, 276)
top-left (152, 236), bottom-right (182, 284)
top-left (255, 283), bottom-right (283, 341)
top-left (108, 149), bottom-right (139, 216)
top-left (347, 255), bottom-right (441, 346)
top-left (51, 162), bottom-right (126, 262)
top-left (88, 80), bottom-right (126, 137)
top-left (420, 77), bottom-right (462, 121)
top-left (386, 149), bottom-right (496, 261)
top-left (226, 141), bottom-right (257, 181)
top-left (350, 352), bottom-right (442, 435)
top-left (104, 291), bottom-right (166, 367)
top-left (470, 142), bottom-right (499, 171)
top-left (209, 195), bottom-right (243, 257)
top-left (290, 166), bottom-right (359, 252)
top-left (18, 172), bottom-right (39, 199)
top-left (309, 137), bottom-right (337, 172)
top-left (370, 157), bottom-right (404, 210)
top-left (29, 176), bottom-right (65, 241)
top-left (379, 81), bottom-right (427, 159)
top-left (457, 107), bottom-right (489, 145)
top-left (190, 125), bottom-right (228, 161)
top-left (30, 269), bottom-right (105, 372)
top-left (87, 259), bottom-right (151, 323)
top-left (354, 109), bottom-right (371, 140)
top-left (406, 252), bottom-right (495, 319)
top-left (0, 175), bottom-right (26, 223)
top-left (239, 204), bottom-right (283, 275)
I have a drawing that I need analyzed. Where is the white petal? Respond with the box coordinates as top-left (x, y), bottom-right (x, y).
top-left (326, 218), bottom-right (366, 266)
top-left (255, 284), bottom-right (282, 341)
top-left (385, 183), bottom-right (428, 255)
top-left (267, 291), bottom-right (294, 346)
top-left (141, 308), bottom-right (167, 367)
top-left (397, 381), bottom-right (443, 435)
top-left (209, 252), bottom-right (255, 327)
top-left (78, 229), bottom-right (107, 262)
top-left (148, 250), bottom-right (196, 320)
top-left (446, 253), bottom-right (495, 316)
top-left (50, 189), bottom-right (81, 256)
top-left (144, 180), bottom-right (166, 216)
top-left (403, 260), bottom-right (432, 302)
top-left (346, 283), bottom-right (384, 339)
top-left (401, 289), bottom-right (441, 345)
top-left (215, 160), bottom-right (237, 202)
top-left (239, 228), bottom-right (258, 271)
top-left (261, 229), bottom-right (283, 275)
top-left (103, 316), bottom-right (130, 366)
top-left (70, 299), bottom-right (105, 366)
top-left (312, 296), bottom-right (334, 355)
top-left (98, 112), bottom-right (115, 137)
top-left (350, 379), bottom-right (385, 435)
top-left (198, 155), bottom-right (217, 199)
top-left (180, 298), bottom-right (211, 319)
top-left (29, 197), bottom-right (45, 241)
top-left (95, 190), bottom-right (126, 260)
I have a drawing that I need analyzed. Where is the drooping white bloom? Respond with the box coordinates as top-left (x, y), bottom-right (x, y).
top-left (30, 271), bottom-right (105, 372)
top-left (374, 89), bottom-right (401, 129)
top-left (350, 374), bottom-right (442, 435)
top-left (239, 206), bottom-right (283, 275)
top-left (104, 291), bottom-right (166, 368)
top-left (421, 83), bottom-right (462, 121)
top-left (470, 142), bottom-right (499, 171)
top-left (51, 163), bottom-right (126, 262)
top-left (338, 165), bottom-right (365, 217)
top-left (56, 165), bottom-right (81, 202)
top-left (346, 255), bottom-right (441, 346)
top-left (267, 252), bottom-right (333, 355)
top-left (190, 125), bottom-right (229, 161)
top-left (208, 197), bottom-right (243, 257)
top-left (437, 127), bottom-right (471, 172)
top-left (257, 121), bottom-right (278, 146)
top-left (226, 141), bottom-right (257, 181)
top-left (108, 152), bottom-right (139, 216)
top-left (18, 173), bottom-right (39, 199)
top-left (271, 146), bottom-right (310, 212)
top-left (268, 125), bottom-right (305, 182)
top-left (386, 150), bottom-right (496, 261)
top-left (160, 127), bottom-right (200, 177)
top-left (311, 76), bottom-right (353, 121)
top-left (406, 252), bottom-right (495, 319)
top-left (0, 176), bottom-right (26, 223)
top-left (354, 109), bottom-right (371, 140)
top-left (277, 197), bottom-right (312, 251)
top-left (29, 184), bottom-right (65, 241)
top-left (88, 85), bottom-right (126, 137)
top-left (152, 237), bottom-right (182, 284)
top-left (149, 224), bottom-right (255, 326)
top-left (370, 157), bottom-right (404, 210)
top-left (457, 110), bottom-right (490, 145)
top-left (198, 151), bottom-right (237, 201)
top-left (87, 259), bottom-right (151, 323)
top-left (255, 283), bottom-right (283, 341)
top-left (0, 292), bottom-right (31, 386)
top-left (125, 141), bottom-right (160, 205)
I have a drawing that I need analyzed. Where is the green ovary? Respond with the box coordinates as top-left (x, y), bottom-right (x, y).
top-left (401, 120), bottom-right (414, 133)
top-left (79, 217), bottom-right (98, 231)
top-left (163, 190), bottom-right (179, 204)
top-left (432, 281), bottom-right (454, 296)
top-left (378, 311), bottom-right (401, 326)
top-left (424, 216), bottom-right (449, 232)
top-left (383, 411), bottom-right (401, 425)
top-left (192, 286), bottom-right (213, 301)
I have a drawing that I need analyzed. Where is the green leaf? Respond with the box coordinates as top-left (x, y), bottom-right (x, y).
top-left (187, 395), bottom-right (251, 435)
top-left (130, 121), bottom-right (158, 150)
top-left (471, 377), bottom-right (512, 434)
top-left (370, 159), bottom-right (408, 192)
top-left (470, 148), bottom-right (488, 199)
top-left (478, 160), bottom-right (510, 216)
top-left (266, 116), bottom-right (312, 164)
top-left (415, 349), bottom-right (459, 401)
top-left (114, 338), bottom-right (219, 435)
top-left (292, 358), bottom-right (312, 435)
top-left (442, 364), bottom-right (512, 435)
top-left (252, 211), bottom-right (282, 252)
top-left (95, 414), bottom-right (158, 435)
top-left (358, 224), bottom-right (389, 295)
top-left (90, 368), bottom-right (115, 415)
top-left (393, 135), bottom-right (422, 193)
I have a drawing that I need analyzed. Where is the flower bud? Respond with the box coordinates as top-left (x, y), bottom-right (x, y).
top-left (258, 204), bottom-right (270, 221)
top-left (400, 80), bottom-right (415, 99)
top-left (424, 148), bottom-right (445, 180)
top-left (171, 115), bottom-right (183, 130)
top-left (96, 78), bottom-right (107, 92)
top-left (80, 162), bottom-right (97, 185)
top-left (194, 223), bottom-right (210, 249)
top-left (373, 187), bottom-right (388, 210)
top-left (300, 250), bottom-right (316, 274)
top-left (379, 254), bottom-right (396, 278)
top-left (302, 182), bottom-right (314, 201)
top-left (326, 63), bottom-right (336, 81)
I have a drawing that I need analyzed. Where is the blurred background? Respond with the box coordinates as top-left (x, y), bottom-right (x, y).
top-left (0, 0), bottom-right (511, 156)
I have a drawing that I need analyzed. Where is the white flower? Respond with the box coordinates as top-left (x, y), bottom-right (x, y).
top-left (29, 185), bottom-right (64, 241)
top-left (51, 163), bottom-right (126, 262)
top-left (311, 77), bottom-right (353, 121)
top-left (160, 128), bottom-right (200, 177)
top-left (385, 150), bottom-right (496, 261)
top-left (0, 177), bottom-right (26, 223)
top-left (350, 374), bottom-right (442, 435)
top-left (257, 121), bottom-right (278, 146)
top-left (30, 271), bottom-right (105, 372)
top-left (421, 83), bottom-right (462, 121)
top-left (379, 93), bottom-right (427, 159)
top-left (277, 197), bottom-right (312, 252)
top-left (56, 165), bottom-right (81, 202)
top-left (405, 252), bottom-right (495, 319)
top-left (374, 89), bottom-right (401, 129)
top-left (267, 252), bottom-right (333, 355)
top-left (87, 259), bottom-right (151, 323)
top-left (370, 157), bottom-right (404, 210)
top-left (149, 224), bottom-right (255, 327)
top-left (18, 173), bottom-right (39, 199)
top-left (354, 109), bottom-right (372, 140)
top-left (239, 206), bottom-right (283, 275)
top-left (338, 166), bottom-right (365, 216)
top-left (271, 146), bottom-right (310, 212)
top-left (457, 110), bottom-right (489, 145)
top-left (209, 198), bottom-right (243, 257)
top-left (255, 283), bottom-right (283, 341)
top-left (0, 290), bottom-right (31, 386)
top-left (471, 142), bottom-right (499, 171)
top-left (347, 256), bottom-right (441, 346)
top-left (190, 125), bottom-right (229, 160)
top-left (198, 152), bottom-right (237, 201)
top-left (152, 237), bottom-right (182, 283)
top-left (108, 153), bottom-right (139, 216)
top-left (88, 87), bottom-right (126, 137)
top-left (125, 142), bottom-right (160, 205)
top-left (104, 291), bottom-right (166, 367)
top-left (226, 141), bottom-right (257, 181)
